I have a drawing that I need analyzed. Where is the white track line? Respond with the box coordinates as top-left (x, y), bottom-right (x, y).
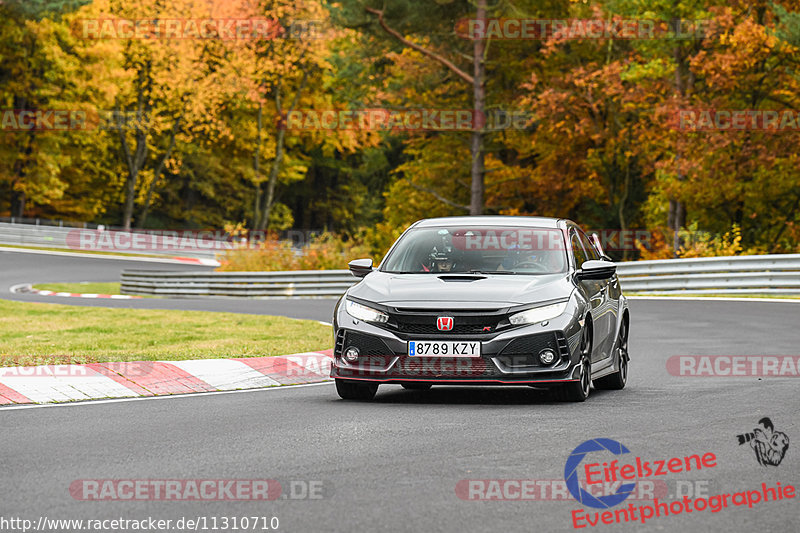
top-left (282, 353), bottom-right (333, 377)
top-left (0, 245), bottom-right (219, 265)
top-left (8, 283), bottom-right (31, 294)
top-left (0, 380), bottom-right (333, 411)
top-left (7, 283), bottom-right (139, 299)
top-left (0, 368), bottom-right (140, 403)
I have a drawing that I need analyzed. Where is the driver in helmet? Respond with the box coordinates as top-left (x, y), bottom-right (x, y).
top-left (421, 230), bottom-right (458, 272)
top-left (430, 250), bottom-right (455, 272)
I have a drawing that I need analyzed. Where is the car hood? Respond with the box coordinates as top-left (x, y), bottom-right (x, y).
top-left (347, 271), bottom-right (573, 307)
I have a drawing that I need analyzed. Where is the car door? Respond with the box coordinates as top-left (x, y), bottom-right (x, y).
top-left (577, 230), bottom-right (616, 362)
top-left (569, 230), bottom-right (608, 364)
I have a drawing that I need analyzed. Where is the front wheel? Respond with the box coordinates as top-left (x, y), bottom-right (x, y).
top-left (335, 379), bottom-right (378, 401)
top-left (553, 357), bottom-right (591, 402)
top-left (553, 323), bottom-right (592, 402)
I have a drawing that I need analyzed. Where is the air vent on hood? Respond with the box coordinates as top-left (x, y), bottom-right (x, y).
top-left (437, 274), bottom-right (486, 282)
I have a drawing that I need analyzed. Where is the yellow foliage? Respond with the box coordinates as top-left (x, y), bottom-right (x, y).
top-left (217, 232), bottom-right (375, 271)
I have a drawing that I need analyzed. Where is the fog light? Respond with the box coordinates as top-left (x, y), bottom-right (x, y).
top-left (344, 346), bottom-right (360, 363)
top-left (539, 349), bottom-right (557, 365)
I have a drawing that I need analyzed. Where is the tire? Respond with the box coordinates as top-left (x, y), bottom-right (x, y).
top-left (553, 322), bottom-right (592, 402)
top-left (401, 383), bottom-right (433, 391)
top-left (335, 379), bottom-right (378, 401)
top-left (593, 319), bottom-right (628, 391)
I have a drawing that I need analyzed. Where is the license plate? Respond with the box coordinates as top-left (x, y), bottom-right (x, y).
top-left (408, 341), bottom-right (481, 357)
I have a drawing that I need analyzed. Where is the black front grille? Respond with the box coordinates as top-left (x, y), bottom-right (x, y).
top-left (394, 322), bottom-right (495, 335)
top-left (387, 356), bottom-right (494, 377)
top-left (342, 331), bottom-right (396, 357)
top-left (496, 332), bottom-right (569, 368)
top-left (385, 310), bottom-right (508, 336)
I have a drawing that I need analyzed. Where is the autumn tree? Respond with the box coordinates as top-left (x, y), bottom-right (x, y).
top-left (0, 0), bottom-right (109, 219)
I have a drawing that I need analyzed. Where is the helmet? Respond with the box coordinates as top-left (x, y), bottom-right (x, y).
top-left (430, 250), bottom-right (454, 272)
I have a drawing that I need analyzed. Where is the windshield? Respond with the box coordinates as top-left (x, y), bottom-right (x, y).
top-left (381, 226), bottom-right (567, 275)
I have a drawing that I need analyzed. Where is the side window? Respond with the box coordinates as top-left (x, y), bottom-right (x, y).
top-left (570, 232), bottom-right (588, 268)
top-left (578, 231), bottom-right (600, 261)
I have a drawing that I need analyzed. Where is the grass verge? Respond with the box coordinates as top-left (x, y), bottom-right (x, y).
top-left (0, 298), bottom-right (331, 363)
top-left (33, 282), bottom-right (122, 294)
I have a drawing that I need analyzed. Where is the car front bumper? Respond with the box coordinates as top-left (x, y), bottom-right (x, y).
top-left (331, 300), bottom-right (586, 386)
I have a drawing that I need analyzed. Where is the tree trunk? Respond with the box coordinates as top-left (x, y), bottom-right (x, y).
top-left (255, 68), bottom-right (309, 231)
top-left (252, 102), bottom-right (264, 230)
top-left (469, 0), bottom-right (487, 216)
top-left (120, 62), bottom-right (152, 231)
top-left (619, 160), bottom-right (631, 260)
top-left (670, 28), bottom-right (690, 254)
top-left (11, 190), bottom-right (26, 218)
top-left (11, 149), bottom-right (29, 219)
top-left (257, 125), bottom-right (286, 231)
top-left (120, 125), bottom-right (148, 231)
top-left (138, 115), bottom-right (181, 229)
top-left (673, 200), bottom-right (685, 254)
top-left (122, 174), bottom-right (136, 230)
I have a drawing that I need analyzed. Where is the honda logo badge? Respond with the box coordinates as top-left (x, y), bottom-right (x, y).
top-left (436, 316), bottom-right (454, 331)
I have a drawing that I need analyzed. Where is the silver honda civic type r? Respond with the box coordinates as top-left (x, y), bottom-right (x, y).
top-left (331, 216), bottom-right (630, 402)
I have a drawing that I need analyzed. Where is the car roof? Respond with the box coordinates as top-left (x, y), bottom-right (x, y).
top-left (411, 216), bottom-right (564, 229)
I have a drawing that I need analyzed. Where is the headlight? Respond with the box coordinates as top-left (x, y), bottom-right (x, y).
top-left (509, 301), bottom-right (568, 326)
top-left (345, 299), bottom-right (389, 323)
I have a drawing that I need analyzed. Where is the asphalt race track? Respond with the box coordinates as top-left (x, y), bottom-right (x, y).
top-left (0, 249), bottom-right (336, 321)
top-left (1, 249), bottom-right (798, 532)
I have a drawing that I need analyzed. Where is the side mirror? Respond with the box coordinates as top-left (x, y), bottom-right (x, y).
top-left (576, 259), bottom-right (616, 281)
top-left (348, 258), bottom-right (374, 278)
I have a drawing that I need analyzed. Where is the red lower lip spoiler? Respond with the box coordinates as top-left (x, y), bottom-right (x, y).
top-left (332, 376), bottom-right (579, 385)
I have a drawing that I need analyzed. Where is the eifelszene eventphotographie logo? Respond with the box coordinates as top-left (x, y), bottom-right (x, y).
top-left (564, 438), bottom-right (637, 508)
top-left (564, 438), bottom-right (718, 509)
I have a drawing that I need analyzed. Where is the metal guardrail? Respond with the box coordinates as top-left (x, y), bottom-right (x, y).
top-left (0, 216), bottom-right (99, 228)
top-left (615, 254), bottom-right (800, 294)
top-left (0, 222), bottom-right (218, 259)
top-left (121, 270), bottom-right (356, 297)
top-left (120, 254), bottom-right (800, 298)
